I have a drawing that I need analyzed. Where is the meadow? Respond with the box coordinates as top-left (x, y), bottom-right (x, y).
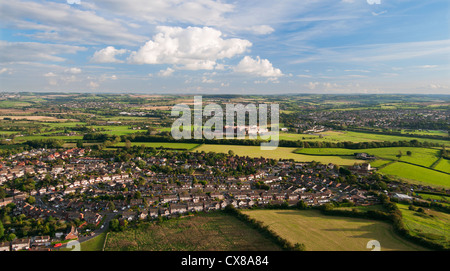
top-left (396, 203), bottom-right (450, 248)
top-left (241, 209), bottom-right (427, 251)
top-left (104, 212), bottom-right (282, 251)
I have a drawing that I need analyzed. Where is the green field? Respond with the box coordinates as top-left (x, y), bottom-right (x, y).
top-left (194, 144), bottom-right (363, 165)
top-left (104, 212), bottom-right (282, 251)
top-left (434, 159), bottom-right (450, 174)
top-left (80, 232), bottom-right (107, 251)
top-left (242, 209), bottom-right (427, 251)
top-left (396, 203), bottom-right (450, 248)
top-left (379, 162), bottom-right (450, 188)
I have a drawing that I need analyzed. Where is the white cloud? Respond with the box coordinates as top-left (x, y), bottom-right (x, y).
top-left (372, 10), bottom-right (387, 16)
top-left (234, 56), bottom-right (283, 77)
top-left (367, 0), bottom-right (381, 5)
top-left (89, 0), bottom-right (234, 29)
top-left (43, 72), bottom-right (57, 77)
top-left (0, 68), bottom-right (10, 75)
top-left (248, 25), bottom-right (275, 35)
top-left (128, 26), bottom-right (252, 70)
top-left (88, 81), bottom-right (99, 88)
top-left (158, 67), bottom-right (175, 77)
top-left (65, 67), bottom-right (82, 74)
top-left (91, 46), bottom-right (128, 63)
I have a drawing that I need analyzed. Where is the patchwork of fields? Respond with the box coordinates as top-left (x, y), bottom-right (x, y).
top-left (295, 146), bottom-right (450, 188)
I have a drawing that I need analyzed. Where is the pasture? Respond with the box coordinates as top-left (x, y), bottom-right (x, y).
top-left (241, 209), bottom-right (427, 251)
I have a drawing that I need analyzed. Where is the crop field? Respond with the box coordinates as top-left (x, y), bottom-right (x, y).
top-left (104, 212), bottom-right (282, 251)
top-left (194, 144), bottom-right (363, 165)
top-left (396, 203), bottom-right (450, 248)
top-left (241, 209), bottom-right (427, 251)
top-left (379, 162), bottom-right (450, 188)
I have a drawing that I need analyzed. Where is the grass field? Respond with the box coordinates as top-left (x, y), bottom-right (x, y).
top-left (194, 144), bottom-right (363, 165)
top-left (379, 162), bottom-right (450, 188)
top-left (80, 232), bottom-right (107, 251)
top-left (396, 203), bottom-right (450, 248)
top-left (104, 212), bottom-right (282, 251)
top-left (434, 159), bottom-right (450, 174)
top-left (242, 209), bottom-right (427, 251)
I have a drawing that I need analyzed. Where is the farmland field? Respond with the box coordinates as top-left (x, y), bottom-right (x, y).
top-left (241, 209), bottom-right (427, 251)
top-left (194, 144), bottom-right (363, 165)
top-left (104, 212), bottom-right (282, 251)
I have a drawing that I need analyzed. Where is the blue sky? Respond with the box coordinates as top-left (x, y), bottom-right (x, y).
top-left (0, 0), bottom-right (449, 94)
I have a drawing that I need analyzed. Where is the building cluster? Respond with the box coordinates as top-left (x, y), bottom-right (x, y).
top-left (0, 147), bottom-right (393, 250)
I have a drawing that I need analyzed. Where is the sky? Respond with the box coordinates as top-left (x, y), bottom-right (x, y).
top-left (0, 0), bottom-right (449, 94)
